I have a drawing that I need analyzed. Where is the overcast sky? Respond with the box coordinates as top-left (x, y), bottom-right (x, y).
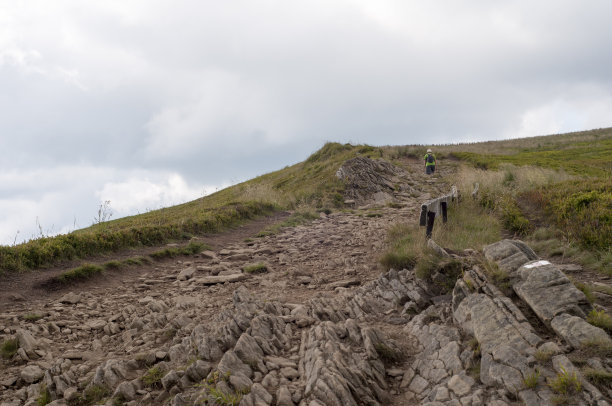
top-left (1, 0), bottom-right (611, 245)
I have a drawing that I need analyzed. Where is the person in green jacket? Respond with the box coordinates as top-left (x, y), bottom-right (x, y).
top-left (424, 148), bottom-right (436, 174)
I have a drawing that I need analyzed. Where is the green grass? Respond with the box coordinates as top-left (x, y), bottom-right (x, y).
top-left (242, 262), bottom-right (268, 274)
top-left (23, 313), bottom-right (43, 322)
top-left (1, 338), bottom-right (18, 359)
top-left (582, 367), bottom-right (612, 386)
top-left (149, 241), bottom-right (209, 260)
top-left (37, 385), bottom-right (51, 406)
top-left (548, 367), bottom-right (582, 395)
top-left (586, 309), bottom-right (612, 333)
top-left (142, 366), bottom-right (165, 388)
top-left (523, 369), bottom-right (540, 389)
top-left (56, 264), bottom-right (104, 283)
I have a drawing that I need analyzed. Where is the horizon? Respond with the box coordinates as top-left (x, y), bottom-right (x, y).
top-left (2, 1), bottom-right (612, 245)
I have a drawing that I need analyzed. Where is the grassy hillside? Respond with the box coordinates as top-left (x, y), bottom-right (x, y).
top-left (0, 143), bottom-right (381, 272)
top-left (383, 127), bottom-right (611, 274)
top-left (1, 128), bottom-right (610, 274)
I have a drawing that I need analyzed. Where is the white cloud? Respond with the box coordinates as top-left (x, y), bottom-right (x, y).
top-left (95, 173), bottom-right (217, 215)
top-left (1, 0), bottom-right (612, 246)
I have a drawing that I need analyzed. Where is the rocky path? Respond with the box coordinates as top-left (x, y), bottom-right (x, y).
top-left (1, 158), bottom-right (611, 406)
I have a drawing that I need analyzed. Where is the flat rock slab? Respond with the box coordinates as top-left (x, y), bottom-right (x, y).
top-left (514, 260), bottom-right (591, 324)
top-left (551, 313), bottom-right (612, 349)
top-left (483, 239), bottom-right (537, 275)
top-left (195, 274), bottom-right (251, 285)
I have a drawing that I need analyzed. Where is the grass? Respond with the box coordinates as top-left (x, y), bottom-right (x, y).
top-left (23, 313), bottom-right (43, 322)
top-left (37, 385), bottom-right (51, 406)
top-left (586, 309), bottom-right (612, 333)
top-left (380, 198), bottom-right (500, 275)
top-left (67, 384), bottom-right (111, 406)
top-left (523, 369), bottom-right (540, 389)
top-left (242, 262), bottom-right (268, 274)
top-left (548, 367), bottom-right (582, 395)
top-left (142, 365), bottom-right (166, 389)
top-left (374, 342), bottom-right (405, 364)
top-left (582, 367), bottom-right (612, 386)
top-left (56, 264), bottom-right (104, 283)
top-left (205, 386), bottom-right (248, 406)
top-left (534, 349), bottom-right (554, 363)
top-left (1, 338), bottom-right (18, 359)
top-left (572, 280), bottom-right (596, 304)
top-left (149, 241), bottom-right (209, 260)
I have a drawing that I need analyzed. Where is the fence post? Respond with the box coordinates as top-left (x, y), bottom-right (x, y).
top-left (441, 201), bottom-right (448, 223)
top-left (426, 212), bottom-right (436, 238)
top-left (419, 186), bottom-right (456, 238)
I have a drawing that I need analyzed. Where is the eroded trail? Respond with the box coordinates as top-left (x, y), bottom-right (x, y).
top-left (1, 159), bottom-right (610, 406)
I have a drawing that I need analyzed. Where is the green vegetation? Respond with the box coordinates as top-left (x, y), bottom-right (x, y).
top-left (37, 385), bottom-right (51, 406)
top-left (242, 262), bottom-right (268, 274)
top-left (534, 349), bottom-right (554, 363)
top-left (548, 367), bottom-right (582, 395)
top-left (573, 280), bottom-right (596, 304)
top-left (583, 367), bottom-right (612, 386)
top-left (586, 309), bottom-right (612, 333)
top-left (2, 129), bottom-right (610, 278)
top-left (1, 142), bottom-right (383, 273)
top-left (142, 365), bottom-right (166, 388)
top-left (149, 241), bottom-right (209, 260)
top-left (374, 342), bottom-right (405, 364)
top-left (0, 338), bottom-right (18, 359)
top-left (523, 369), bottom-right (540, 389)
top-left (67, 384), bottom-right (111, 406)
top-left (23, 313), bottom-right (43, 322)
top-left (57, 263), bottom-right (104, 283)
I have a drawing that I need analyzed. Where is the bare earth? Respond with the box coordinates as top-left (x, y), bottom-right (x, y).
top-left (1, 160), bottom-right (611, 406)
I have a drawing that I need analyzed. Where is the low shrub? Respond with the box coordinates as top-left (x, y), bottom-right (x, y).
top-left (242, 263), bottom-right (268, 274)
top-left (548, 367), bottom-right (582, 395)
top-left (142, 366), bottom-right (165, 388)
top-left (523, 369), bottom-right (540, 389)
top-left (586, 309), bottom-right (612, 333)
top-left (1, 338), bottom-right (18, 359)
top-left (57, 264), bottom-right (104, 283)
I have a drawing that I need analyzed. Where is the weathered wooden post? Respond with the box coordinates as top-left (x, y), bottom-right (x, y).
top-left (419, 186), bottom-right (457, 238)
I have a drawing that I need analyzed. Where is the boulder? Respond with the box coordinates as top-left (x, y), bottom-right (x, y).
top-left (551, 313), bottom-right (612, 349)
top-left (514, 260), bottom-right (591, 324)
top-left (483, 239), bottom-right (537, 276)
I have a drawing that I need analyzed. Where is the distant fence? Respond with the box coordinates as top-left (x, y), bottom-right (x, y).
top-left (419, 186), bottom-right (458, 238)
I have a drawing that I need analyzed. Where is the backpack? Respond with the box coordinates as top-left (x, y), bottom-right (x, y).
top-left (426, 154), bottom-right (435, 164)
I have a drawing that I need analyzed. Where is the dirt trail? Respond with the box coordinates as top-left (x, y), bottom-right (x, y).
top-left (2, 158), bottom-right (609, 406)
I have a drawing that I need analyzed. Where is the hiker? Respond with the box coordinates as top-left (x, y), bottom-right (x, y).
top-left (424, 148), bottom-right (436, 174)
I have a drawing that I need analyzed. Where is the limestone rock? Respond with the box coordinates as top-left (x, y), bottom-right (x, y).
top-left (551, 313), bottom-right (612, 349)
top-left (20, 365), bottom-right (44, 384)
top-left (483, 239), bottom-right (537, 275)
top-left (514, 261), bottom-right (591, 324)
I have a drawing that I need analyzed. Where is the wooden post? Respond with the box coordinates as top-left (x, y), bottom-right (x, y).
top-left (419, 205), bottom-right (428, 226)
top-left (426, 212), bottom-right (436, 238)
top-left (441, 201), bottom-right (448, 223)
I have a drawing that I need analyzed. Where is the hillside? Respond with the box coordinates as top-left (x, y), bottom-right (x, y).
top-left (0, 129), bottom-right (611, 406)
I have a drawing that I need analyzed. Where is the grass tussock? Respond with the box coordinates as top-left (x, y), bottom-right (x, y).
top-left (242, 262), bottom-right (268, 274)
top-left (523, 369), bottom-right (541, 389)
top-left (142, 366), bottom-right (166, 389)
top-left (582, 367), bottom-right (612, 386)
top-left (149, 241), bottom-right (209, 260)
top-left (1, 338), bottom-right (18, 359)
top-left (586, 309), bottom-right (612, 333)
top-left (57, 264), bottom-right (104, 283)
top-left (0, 201), bottom-right (275, 273)
top-left (548, 367), bottom-right (582, 395)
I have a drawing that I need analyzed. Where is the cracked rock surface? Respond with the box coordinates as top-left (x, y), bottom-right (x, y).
top-left (1, 160), bottom-right (611, 406)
